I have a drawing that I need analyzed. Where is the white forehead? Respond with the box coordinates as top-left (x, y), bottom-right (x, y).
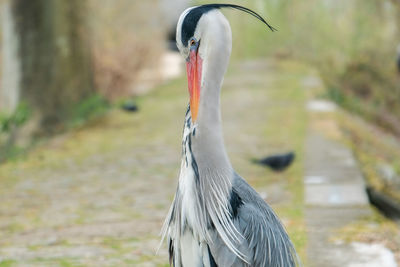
top-left (176, 6), bottom-right (197, 49)
top-left (176, 7), bottom-right (224, 55)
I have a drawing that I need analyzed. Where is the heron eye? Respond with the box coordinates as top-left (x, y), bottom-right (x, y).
top-left (190, 39), bottom-right (196, 46)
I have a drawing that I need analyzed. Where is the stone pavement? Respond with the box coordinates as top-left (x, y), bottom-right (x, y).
top-left (0, 59), bottom-right (308, 266)
top-left (0, 60), bottom-right (397, 266)
top-left (305, 100), bottom-right (397, 267)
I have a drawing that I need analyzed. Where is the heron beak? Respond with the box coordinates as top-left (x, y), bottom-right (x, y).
top-left (186, 48), bottom-right (202, 122)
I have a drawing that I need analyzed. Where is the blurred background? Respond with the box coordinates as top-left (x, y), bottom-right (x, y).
top-left (0, 0), bottom-right (400, 266)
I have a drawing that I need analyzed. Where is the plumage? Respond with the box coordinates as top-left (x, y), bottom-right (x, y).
top-left (161, 4), bottom-right (299, 266)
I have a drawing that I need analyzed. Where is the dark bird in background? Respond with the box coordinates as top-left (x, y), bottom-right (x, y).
top-left (121, 100), bottom-right (138, 112)
top-left (256, 152), bottom-right (295, 172)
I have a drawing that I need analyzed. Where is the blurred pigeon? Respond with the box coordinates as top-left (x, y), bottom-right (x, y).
top-left (121, 101), bottom-right (138, 112)
top-left (256, 151), bottom-right (295, 172)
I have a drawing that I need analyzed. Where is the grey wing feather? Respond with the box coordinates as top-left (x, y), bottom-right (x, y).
top-left (209, 173), bottom-right (299, 267)
top-left (207, 228), bottom-right (252, 267)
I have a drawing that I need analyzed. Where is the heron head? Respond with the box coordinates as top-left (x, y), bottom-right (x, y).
top-left (176, 4), bottom-right (276, 123)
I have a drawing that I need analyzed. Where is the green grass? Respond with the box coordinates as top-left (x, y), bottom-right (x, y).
top-left (0, 260), bottom-right (16, 267)
top-left (58, 260), bottom-right (84, 267)
top-left (67, 94), bottom-right (110, 128)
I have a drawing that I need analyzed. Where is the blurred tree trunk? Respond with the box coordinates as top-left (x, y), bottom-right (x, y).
top-left (11, 0), bottom-right (94, 133)
top-left (0, 2), bottom-right (20, 114)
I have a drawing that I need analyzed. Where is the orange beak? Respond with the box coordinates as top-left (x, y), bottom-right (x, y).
top-left (186, 49), bottom-right (202, 122)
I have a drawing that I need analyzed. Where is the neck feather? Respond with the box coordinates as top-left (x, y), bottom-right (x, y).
top-left (174, 11), bottom-right (247, 259)
top-left (191, 13), bottom-right (232, 178)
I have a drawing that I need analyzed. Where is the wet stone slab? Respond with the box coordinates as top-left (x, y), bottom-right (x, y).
top-left (305, 183), bottom-right (369, 206)
top-left (304, 129), bottom-right (380, 266)
top-left (305, 132), bottom-right (369, 206)
top-left (306, 207), bottom-right (385, 267)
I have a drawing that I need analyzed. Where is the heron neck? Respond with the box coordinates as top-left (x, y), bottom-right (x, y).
top-left (191, 55), bottom-right (232, 176)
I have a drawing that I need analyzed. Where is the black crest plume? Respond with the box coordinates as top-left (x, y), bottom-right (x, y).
top-left (180, 3), bottom-right (276, 46)
top-left (204, 4), bottom-right (277, 32)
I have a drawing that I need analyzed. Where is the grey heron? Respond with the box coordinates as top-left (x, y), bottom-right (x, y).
top-left (161, 4), bottom-right (299, 266)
